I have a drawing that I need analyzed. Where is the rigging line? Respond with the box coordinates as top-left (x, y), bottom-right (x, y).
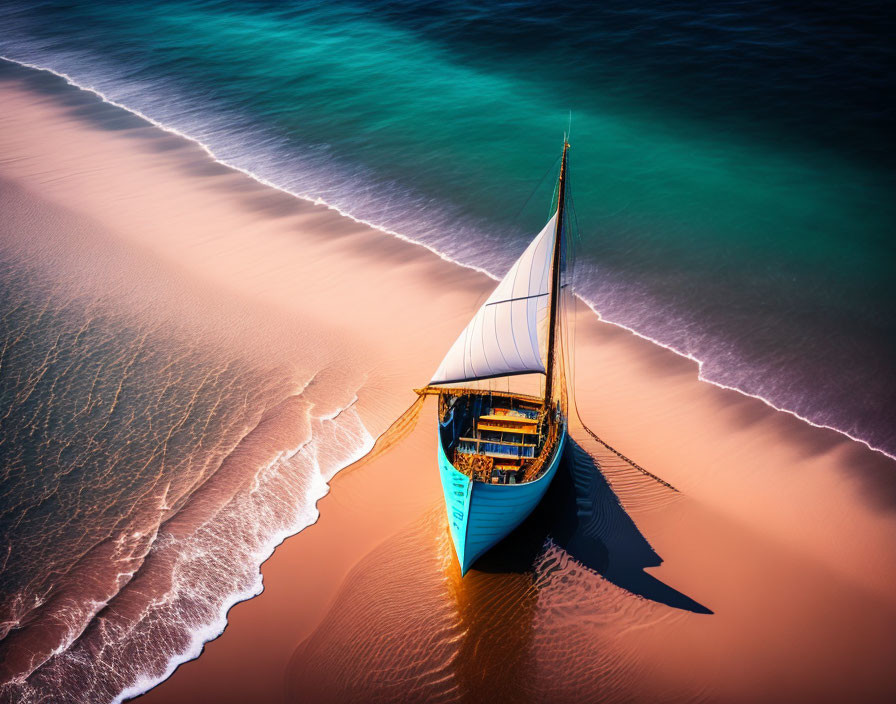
top-left (565, 195), bottom-right (579, 418)
top-left (345, 394), bottom-right (426, 475)
top-left (560, 158), bottom-right (579, 443)
top-left (460, 156), bottom-right (561, 382)
top-left (449, 158), bottom-right (560, 383)
top-left (568, 172), bottom-right (583, 253)
top-left (572, 395), bottom-right (680, 492)
top-left (509, 153), bottom-right (562, 225)
top-left (564, 167), bottom-right (677, 494)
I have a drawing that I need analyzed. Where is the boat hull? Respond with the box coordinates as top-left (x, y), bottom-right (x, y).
top-left (437, 426), bottom-right (566, 575)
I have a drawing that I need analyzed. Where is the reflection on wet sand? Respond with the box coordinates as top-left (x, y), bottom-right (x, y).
top-left (447, 558), bottom-right (537, 703)
top-left (285, 433), bottom-right (708, 703)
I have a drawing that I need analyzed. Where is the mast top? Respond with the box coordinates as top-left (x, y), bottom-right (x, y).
top-left (427, 141), bottom-right (570, 389)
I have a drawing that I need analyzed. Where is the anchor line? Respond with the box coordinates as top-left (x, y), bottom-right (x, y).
top-left (575, 415), bottom-right (679, 493)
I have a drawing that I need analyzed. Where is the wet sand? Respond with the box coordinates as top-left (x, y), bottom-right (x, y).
top-left (2, 62), bottom-right (896, 703)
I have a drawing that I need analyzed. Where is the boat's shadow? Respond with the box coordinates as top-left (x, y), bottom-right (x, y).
top-left (474, 439), bottom-right (712, 614)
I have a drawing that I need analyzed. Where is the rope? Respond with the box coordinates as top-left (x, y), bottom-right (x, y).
top-left (574, 410), bottom-right (679, 492)
top-left (563, 154), bottom-right (678, 494)
top-left (510, 154), bottom-right (562, 224)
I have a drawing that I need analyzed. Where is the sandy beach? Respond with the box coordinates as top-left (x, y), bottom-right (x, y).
top-left (2, 60), bottom-right (896, 703)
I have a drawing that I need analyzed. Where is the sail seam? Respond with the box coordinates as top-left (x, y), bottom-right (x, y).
top-left (484, 292), bottom-right (548, 306)
top-left (504, 234), bottom-right (529, 369)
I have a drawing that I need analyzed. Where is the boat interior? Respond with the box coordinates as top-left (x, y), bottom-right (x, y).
top-left (438, 390), bottom-right (558, 485)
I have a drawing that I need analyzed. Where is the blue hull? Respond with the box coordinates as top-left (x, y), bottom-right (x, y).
top-left (438, 426), bottom-right (566, 575)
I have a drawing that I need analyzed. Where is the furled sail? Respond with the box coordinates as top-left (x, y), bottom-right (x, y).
top-left (430, 212), bottom-right (558, 385)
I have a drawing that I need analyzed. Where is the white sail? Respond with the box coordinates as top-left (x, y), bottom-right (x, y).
top-left (430, 212), bottom-right (558, 385)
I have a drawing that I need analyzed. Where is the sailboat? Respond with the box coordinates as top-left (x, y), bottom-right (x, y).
top-left (422, 140), bottom-right (571, 575)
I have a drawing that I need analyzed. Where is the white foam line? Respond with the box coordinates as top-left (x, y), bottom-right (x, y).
top-left (578, 298), bottom-right (896, 462)
top-left (114, 428), bottom-right (375, 704)
top-left (3, 54), bottom-right (892, 463)
top-left (0, 54), bottom-right (498, 282)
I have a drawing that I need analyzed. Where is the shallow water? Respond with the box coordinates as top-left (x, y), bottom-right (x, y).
top-left (0, 179), bottom-right (373, 702)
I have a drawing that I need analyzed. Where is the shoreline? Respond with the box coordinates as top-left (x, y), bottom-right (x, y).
top-left (1, 54), bottom-right (889, 462)
top-left (2, 60), bottom-right (896, 703)
top-left (139, 402), bottom-right (444, 704)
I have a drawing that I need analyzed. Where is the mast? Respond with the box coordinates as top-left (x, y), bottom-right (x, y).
top-left (544, 139), bottom-right (569, 410)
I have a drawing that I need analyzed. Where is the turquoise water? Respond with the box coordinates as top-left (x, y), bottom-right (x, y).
top-left (1, 0), bottom-right (893, 451)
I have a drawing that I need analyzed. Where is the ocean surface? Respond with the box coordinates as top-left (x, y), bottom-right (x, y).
top-left (2, 0), bottom-right (894, 454)
top-left (1, 1), bottom-right (894, 701)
